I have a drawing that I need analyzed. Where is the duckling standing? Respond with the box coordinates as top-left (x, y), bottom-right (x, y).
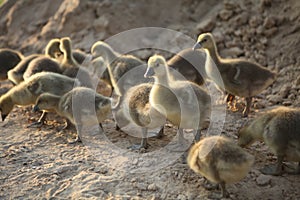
top-left (167, 48), bottom-right (207, 86)
top-left (145, 55), bottom-right (211, 149)
top-left (33, 87), bottom-right (112, 143)
top-left (238, 106), bottom-right (300, 175)
top-left (0, 48), bottom-right (23, 80)
top-left (193, 33), bottom-right (276, 117)
top-left (91, 41), bottom-right (146, 94)
top-left (7, 38), bottom-right (66, 85)
top-left (0, 72), bottom-right (80, 124)
top-left (188, 136), bottom-right (254, 198)
top-left (59, 37), bottom-right (94, 89)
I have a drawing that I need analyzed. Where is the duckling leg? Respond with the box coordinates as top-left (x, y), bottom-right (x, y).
top-left (168, 128), bottom-right (190, 152)
top-left (194, 129), bottom-right (201, 142)
top-left (242, 97), bottom-right (252, 117)
top-left (128, 127), bottom-right (148, 150)
top-left (260, 155), bottom-right (284, 175)
top-left (68, 124), bottom-right (82, 144)
top-left (220, 182), bottom-right (230, 198)
top-left (155, 125), bottom-right (165, 139)
top-left (27, 111), bottom-right (47, 128)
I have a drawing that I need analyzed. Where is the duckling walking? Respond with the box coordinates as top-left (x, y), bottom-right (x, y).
top-left (145, 55), bottom-right (211, 149)
top-left (188, 136), bottom-right (254, 198)
top-left (238, 106), bottom-right (300, 175)
top-left (33, 87), bottom-right (112, 143)
top-left (193, 33), bottom-right (276, 117)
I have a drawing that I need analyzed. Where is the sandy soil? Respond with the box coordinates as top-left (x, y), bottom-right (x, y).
top-left (1, 0), bottom-right (300, 199)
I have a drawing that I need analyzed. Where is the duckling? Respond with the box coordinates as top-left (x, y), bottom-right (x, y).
top-left (0, 48), bottom-right (23, 80)
top-left (59, 37), bottom-right (80, 69)
top-left (59, 37), bottom-right (94, 88)
top-left (7, 38), bottom-right (66, 85)
top-left (193, 33), bottom-right (276, 117)
top-left (238, 106), bottom-right (300, 175)
top-left (45, 38), bottom-right (62, 59)
top-left (91, 41), bottom-right (146, 94)
top-left (167, 48), bottom-right (207, 86)
top-left (145, 55), bottom-right (211, 148)
top-left (23, 56), bottom-right (62, 80)
top-left (188, 136), bottom-right (254, 198)
top-left (33, 87), bottom-right (112, 143)
top-left (114, 82), bottom-right (166, 149)
top-left (0, 72), bottom-right (80, 123)
top-left (7, 54), bottom-right (40, 85)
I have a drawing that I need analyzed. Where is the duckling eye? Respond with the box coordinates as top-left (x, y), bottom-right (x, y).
top-left (202, 38), bottom-right (207, 43)
top-left (155, 62), bottom-right (159, 67)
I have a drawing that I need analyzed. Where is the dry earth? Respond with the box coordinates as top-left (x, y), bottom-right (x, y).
top-left (1, 0), bottom-right (300, 199)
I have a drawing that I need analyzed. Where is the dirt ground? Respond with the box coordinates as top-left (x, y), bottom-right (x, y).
top-left (1, 0), bottom-right (300, 199)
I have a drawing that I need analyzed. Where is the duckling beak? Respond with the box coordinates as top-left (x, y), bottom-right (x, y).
top-left (32, 105), bottom-right (40, 112)
top-left (193, 42), bottom-right (202, 50)
top-left (144, 67), bottom-right (154, 78)
top-left (1, 114), bottom-right (7, 121)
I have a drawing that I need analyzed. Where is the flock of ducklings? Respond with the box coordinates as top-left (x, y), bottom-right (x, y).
top-left (0, 33), bottom-right (299, 198)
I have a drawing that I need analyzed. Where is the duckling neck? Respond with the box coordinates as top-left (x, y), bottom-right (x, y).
top-left (206, 43), bottom-right (222, 66)
top-left (105, 47), bottom-right (120, 64)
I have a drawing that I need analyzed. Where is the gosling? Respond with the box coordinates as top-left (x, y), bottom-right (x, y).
top-left (114, 83), bottom-right (165, 149)
top-left (7, 38), bottom-right (66, 85)
top-left (0, 48), bottom-right (23, 80)
top-left (33, 87), bottom-right (112, 143)
top-left (238, 106), bottom-right (300, 175)
top-left (145, 55), bottom-right (211, 148)
top-left (0, 72), bottom-right (80, 123)
top-left (59, 37), bottom-right (94, 88)
top-left (167, 48), bottom-right (207, 86)
top-left (188, 136), bottom-right (254, 198)
top-left (91, 41), bottom-right (146, 94)
top-left (193, 33), bottom-right (276, 117)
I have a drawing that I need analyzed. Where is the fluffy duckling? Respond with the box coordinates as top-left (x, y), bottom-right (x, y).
top-left (45, 38), bottom-right (61, 59)
top-left (188, 136), bottom-right (254, 198)
top-left (193, 33), bottom-right (276, 117)
top-left (7, 54), bottom-right (40, 85)
top-left (59, 37), bottom-right (81, 69)
top-left (113, 83), bottom-right (165, 149)
top-left (91, 41), bottom-right (146, 94)
top-left (167, 48), bottom-right (207, 86)
top-left (59, 37), bottom-right (94, 88)
top-left (33, 87), bottom-right (112, 143)
top-left (0, 48), bottom-right (23, 80)
top-left (145, 55), bottom-right (211, 146)
top-left (23, 56), bottom-right (62, 80)
top-left (46, 38), bottom-right (88, 65)
top-left (238, 106), bottom-right (300, 175)
top-left (7, 39), bottom-right (65, 85)
top-left (0, 72), bottom-right (80, 122)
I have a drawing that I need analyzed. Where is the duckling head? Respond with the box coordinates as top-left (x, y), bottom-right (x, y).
top-left (144, 55), bottom-right (168, 78)
top-left (33, 93), bottom-right (60, 112)
top-left (237, 125), bottom-right (255, 147)
top-left (45, 38), bottom-right (62, 58)
top-left (91, 41), bottom-right (116, 62)
top-left (0, 95), bottom-right (14, 121)
top-left (60, 37), bottom-right (72, 55)
top-left (193, 33), bottom-right (215, 51)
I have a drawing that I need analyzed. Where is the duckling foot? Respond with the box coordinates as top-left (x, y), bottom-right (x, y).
top-left (27, 121), bottom-right (44, 128)
top-left (68, 135), bottom-right (82, 144)
top-left (128, 138), bottom-right (148, 150)
top-left (202, 179), bottom-right (219, 190)
top-left (260, 164), bottom-right (283, 176)
top-left (283, 162), bottom-right (300, 175)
